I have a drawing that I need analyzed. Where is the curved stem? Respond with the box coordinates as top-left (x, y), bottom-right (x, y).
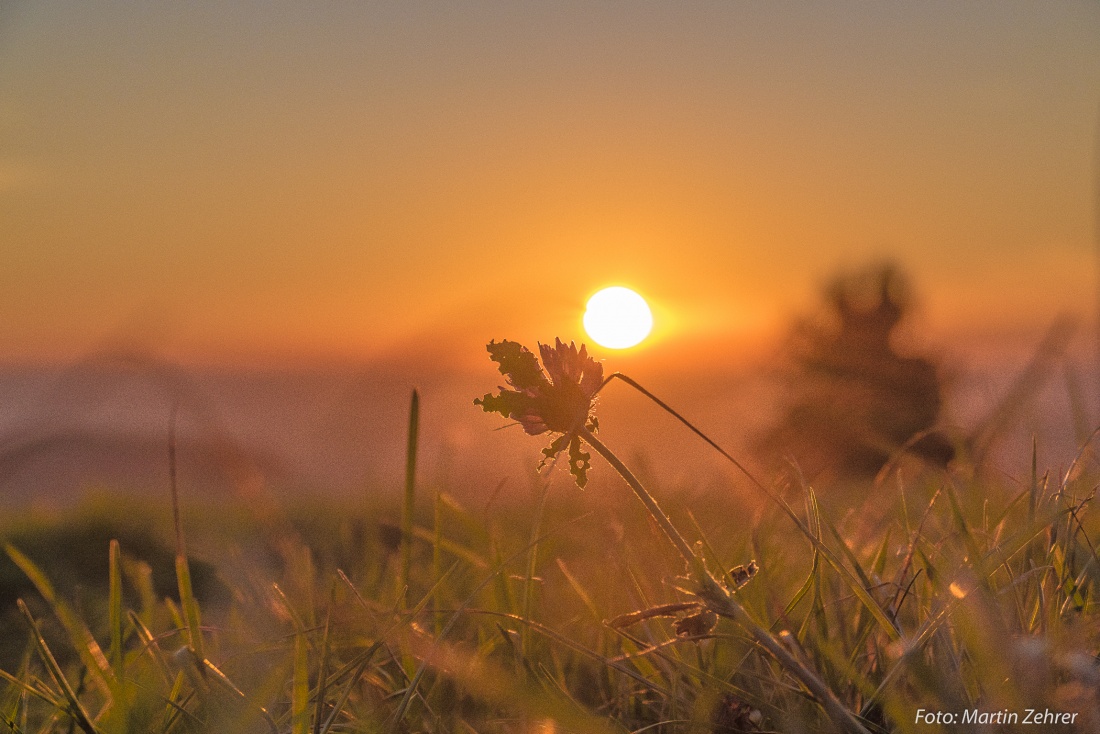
top-left (577, 426), bottom-right (699, 571)
top-left (596, 372), bottom-right (800, 522)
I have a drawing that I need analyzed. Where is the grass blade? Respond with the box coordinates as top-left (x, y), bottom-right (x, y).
top-left (4, 545), bottom-right (115, 698)
top-left (312, 599), bottom-right (333, 734)
top-left (127, 610), bottom-right (172, 686)
top-left (108, 540), bottom-right (123, 676)
top-left (0, 666), bottom-right (61, 710)
top-left (555, 558), bottom-right (601, 622)
top-left (169, 406), bottom-right (204, 659)
top-left (432, 488), bottom-right (444, 636)
top-left (522, 480), bottom-right (550, 657)
top-left (291, 632), bottom-right (310, 734)
top-left (399, 389), bottom-right (420, 603)
top-left (17, 599), bottom-right (98, 734)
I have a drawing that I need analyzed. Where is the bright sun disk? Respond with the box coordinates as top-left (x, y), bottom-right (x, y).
top-left (583, 286), bottom-right (653, 349)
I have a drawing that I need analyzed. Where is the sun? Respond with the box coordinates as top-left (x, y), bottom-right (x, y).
top-left (583, 286), bottom-right (653, 349)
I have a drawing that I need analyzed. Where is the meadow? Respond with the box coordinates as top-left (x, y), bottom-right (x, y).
top-left (0, 338), bottom-right (1098, 734)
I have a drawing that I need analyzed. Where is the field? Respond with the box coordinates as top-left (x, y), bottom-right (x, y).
top-left (3, 2), bottom-right (1095, 732)
top-left (1, 339), bottom-right (1099, 734)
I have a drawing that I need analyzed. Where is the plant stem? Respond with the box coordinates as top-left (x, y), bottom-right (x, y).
top-left (400, 390), bottom-right (420, 602)
top-left (577, 426), bottom-right (699, 572)
top-left (578, 426), bottom-right (872, 734)
top-left (169, 403), bottom-right (204, 659)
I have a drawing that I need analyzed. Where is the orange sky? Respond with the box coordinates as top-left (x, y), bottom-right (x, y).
top-left (1, 2), bottom-right (1099, 368)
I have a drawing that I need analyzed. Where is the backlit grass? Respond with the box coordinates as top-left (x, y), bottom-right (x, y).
top-left (1, 346), bottom-right (1098, 733)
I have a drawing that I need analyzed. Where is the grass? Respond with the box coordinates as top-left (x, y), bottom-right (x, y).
top-left (1, 373), bottom-right (1100, 733)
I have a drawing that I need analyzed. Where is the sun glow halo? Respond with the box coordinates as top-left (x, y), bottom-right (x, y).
top-left (583, 286), bottom-right (653, 349)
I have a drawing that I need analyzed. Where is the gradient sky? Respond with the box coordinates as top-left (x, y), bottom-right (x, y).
top-left (2, 2), bottom-right (1099, 368)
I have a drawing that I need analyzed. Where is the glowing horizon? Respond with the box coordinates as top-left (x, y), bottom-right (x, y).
top-left (0, 3), bottom-right (1097, 366)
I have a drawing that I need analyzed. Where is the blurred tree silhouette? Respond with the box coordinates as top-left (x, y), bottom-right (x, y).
top-left (759, 262), bottom-right (954, 479)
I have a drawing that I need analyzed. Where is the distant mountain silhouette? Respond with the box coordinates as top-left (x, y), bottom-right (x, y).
top-left (0, 427), bottom-right (281, 506)
top-left (0, 353), bottom-right (284, 505)
top-left (0, 350), bottom-right (462, 505)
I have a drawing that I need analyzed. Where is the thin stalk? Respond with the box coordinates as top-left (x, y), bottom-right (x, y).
top-left (576, 426), bottom-right (697, 570)
top-left (578, 426), bottom-right (872, 734)
top-left (18, 600), bottom-right (98, 734)
top-left (1093, 98), bottom-right (1100, 412)
top-left (312, 598), bottom-right (333, 734)
top-left (108, 539), bottom-right (123, 676)
top-left (169, 404), bottom-right (203, 659)
top-left (291, 632), bottom-right (309, 734)
top-left (432, 489), bottom-right (444, 637)
top-left (399, 390), bottom-right (420, 602)
top-left (522, 479), bottom-right (550, 658)
top-left (595, 373), bottom-right (773, 501)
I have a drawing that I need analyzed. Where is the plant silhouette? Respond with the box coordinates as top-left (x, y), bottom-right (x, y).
top-left (759, 262), bottom-right (954, 478)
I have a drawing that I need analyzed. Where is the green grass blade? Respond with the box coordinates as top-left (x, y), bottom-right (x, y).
top-left (4, 545), bottom-right (115, 698)
top-left (555, 558), bottom-right (601, 622)
top-left (291, 632), bottom-right (310, 734)
top-left (810, 512), bottom-right (899, 641)
top-left (127, 611), bottom-right (172, 686)
top-left (159, 671), bottom-right (188, 734)
top-left (169, 408), bottom-right (204, 659)
top-left (870, 527), bottom-right (892, 579)
top-left (317, 654), bottom-right (374, 734)
top-left (0, 653), bottom-right (31, 734)
top-left (1030, 436), bottom-right (1040, 521)
top-left (399, 389), bottom-right (420, 603)
top-left (174, 554), bottom-right (204, 659)
top-left (121, 556), bottom-right (157, 626)
top-left (410, 524), bottom-right (488, 569)
top-left (782, 553), bottom-right (818, 627)
top-left (311, 599), bottom-right (333, 734)
top-left (108, 540), bottom-right (123, 676)
top-left (432, 489), bottom-right (444, 636)
top-left (162, 597), bottom-right (185, 636)
top-left (190, 657), bottom-right (278, 734)
top-left (17, 600), bottom-right (98, 734)
top-left (522, 481), bottom-right (550, 657)
top-left (0, 667), bottom-right (61, 710)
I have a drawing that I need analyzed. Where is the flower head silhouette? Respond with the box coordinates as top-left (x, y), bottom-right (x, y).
top-left (474, 338), bottom-right (603, 487)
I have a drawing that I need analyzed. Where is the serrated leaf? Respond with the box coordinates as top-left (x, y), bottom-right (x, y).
top-left (538, 435), bottom-right (570, 473)
top-left (567, 434), bottom-right (592, 488)
top-left (486, 340), bottom-right (546, 390)
top-left (474, 389), bottom-right (529, 420)
top-left (535, 434), bottom-right (591, 488)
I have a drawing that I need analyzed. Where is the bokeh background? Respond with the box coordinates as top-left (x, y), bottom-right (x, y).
top-left (1, 2), bottom-right (1099, 506)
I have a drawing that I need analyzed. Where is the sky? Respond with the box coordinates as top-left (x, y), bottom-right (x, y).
top-left (2, 1), bottom-right (1099, 369)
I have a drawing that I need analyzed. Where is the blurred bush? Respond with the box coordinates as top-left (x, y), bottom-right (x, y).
top-left (758, 261), bottom-right (954, 479)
